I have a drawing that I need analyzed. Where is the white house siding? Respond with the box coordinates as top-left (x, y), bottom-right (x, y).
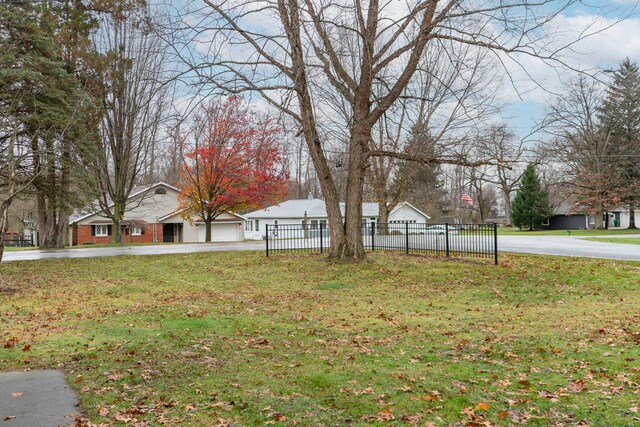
top-left (182, 222), bottom-right (199, 243)
top-left (259, 218), bottom-right (308, 239)
top-left (389, 204), bottom-right (429, 224)
top-left (610, 209), bottom-right (640, 229)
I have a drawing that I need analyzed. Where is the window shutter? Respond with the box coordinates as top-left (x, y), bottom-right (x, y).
top-left (141, 227), bottom-right (145, 235)
top-left (107, 225), bottom-right (112, 236)
top-left (91, 225), bottom-right (95, 236)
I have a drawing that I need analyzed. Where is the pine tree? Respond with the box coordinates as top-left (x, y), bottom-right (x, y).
top-left (511, 164), bottom-right (552, 230)
top-left (0, 2), bottom-right (100, 248)
top-left (599, 58), bottom-right (640, 228)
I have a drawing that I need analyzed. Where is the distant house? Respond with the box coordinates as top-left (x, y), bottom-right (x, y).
top-left (605, 207), bottom-right (640, 229)
top-left (542, 200), bottom-right (594, 230)
top-left (244, 197), bottom-right (430, 239)
top-left (543, 199), bottom-right (640, 230)
top-left (68, 182), bottom-right (246, 245)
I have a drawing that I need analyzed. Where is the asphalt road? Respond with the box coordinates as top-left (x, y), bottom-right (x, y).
top-left (2, 235), bottom-right (640, 262)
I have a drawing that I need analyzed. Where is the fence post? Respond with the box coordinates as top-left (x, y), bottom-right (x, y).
top-left (320, 222), bottom-right (324, 254)
top-left (493, 222), bottom-right (498, 265)
top-left (371, 222), bottom-right (375, 251)
top-left (266, 224), bottom-right (270, 257)
top-left (445, 223), bottom-right (450, 258)
top-left (405, 222), bottom-right (409, 254)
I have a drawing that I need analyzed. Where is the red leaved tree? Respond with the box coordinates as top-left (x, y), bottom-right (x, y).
top-left (178, 96), bottom-right (288, 241)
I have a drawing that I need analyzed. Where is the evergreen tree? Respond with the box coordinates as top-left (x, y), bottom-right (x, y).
top-left (0, 2), bottom-right (100, 248)
top-left (599, 58), bottom-right (640, 228)
top-left (511, 164), bottom-right (552, 230)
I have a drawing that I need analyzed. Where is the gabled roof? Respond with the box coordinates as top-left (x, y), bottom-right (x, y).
top-left (245, 199), bottom-right (328, 219)
top-left (245, 199), bottom-right (429, 220)
top-left (159, 208), bottom-right (247, 223)
top-left (69, 182), bottom-right (179, 224)
top-left (390, 202), bottom-right (431, 220)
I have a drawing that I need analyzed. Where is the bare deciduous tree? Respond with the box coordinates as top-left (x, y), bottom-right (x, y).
top-left (93, 4), bottom-right (170, 244)
top-left (171, 0), bottom-right (613, 260)
top-left (543, 77), bottom-right (620, 229)
top-left (476, 125), bottom-right (527, 226)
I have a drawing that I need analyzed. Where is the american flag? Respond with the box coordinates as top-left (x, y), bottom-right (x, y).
top-left (461, 194), bottom-right (474, 205)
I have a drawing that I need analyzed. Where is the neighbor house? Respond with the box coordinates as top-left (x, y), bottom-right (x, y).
top-left (69, 182), bottom-right (246, 245)
top-left (604, 207), bottom-right (640, 229)
top-left (542, 200), bottom-right (594, 230)
top-left (543, 199), bottom-right (640, 230)
top-left (244, 196), bottom-right (430, 239)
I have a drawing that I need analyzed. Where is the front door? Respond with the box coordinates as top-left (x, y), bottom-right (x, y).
top-left (163, 224), bottom-right (174, 243)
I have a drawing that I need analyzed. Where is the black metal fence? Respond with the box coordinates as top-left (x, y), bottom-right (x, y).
top-left (266, 222), bottom-right (498, 264)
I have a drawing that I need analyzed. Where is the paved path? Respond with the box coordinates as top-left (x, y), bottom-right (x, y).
top-left (2, 235), bottom-right (640, 262)
top-left (0, 370), bottom-right (79, 426)
top-left (2, 241), bottom-right (264, 262)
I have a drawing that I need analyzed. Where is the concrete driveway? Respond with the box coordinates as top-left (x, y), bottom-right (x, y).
top-left (2, 235), bottom-right (640, 262)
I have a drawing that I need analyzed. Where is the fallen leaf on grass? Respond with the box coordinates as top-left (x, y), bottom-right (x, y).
top-left (400, 413), bottom-right (422, 424)
top-left (568, 380), bottom-right (586, 393)
top-left (476, 402), bottom-right (491, 411)
top-left (4, 337), bottom-right (18, 348)
top-left (98, 406), bottom-right (109, 416)
top-left (377, 407), bottom-right (394, 421)
top-left (105, 371), bottom-right (123, 381)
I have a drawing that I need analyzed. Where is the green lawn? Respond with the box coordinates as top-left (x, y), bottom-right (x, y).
top-left (585, 237), bottom-right (640, 245)
top-left (1, 252), bottom-right (639, 426)
top-left (497, 227), bottom-right (640, 236)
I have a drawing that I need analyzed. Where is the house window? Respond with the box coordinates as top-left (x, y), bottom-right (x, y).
top-left (155, 187), bottom-right (166, 195)
top-left (542, 219), bottom-right (550, 226)
top-left (95, 225), bottom-right (109, 237)
top-left (131, 226), bottom-right (142, 236)
top-left (245, 220), bottom-right (253, 231)
top-left (255, 220), bottom-right (260, 232)
top-left (588, 215), bottom-right (596, 225)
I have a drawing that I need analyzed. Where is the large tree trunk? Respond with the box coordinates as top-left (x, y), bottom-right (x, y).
top-left (285, 0), bottom-right (345, 259)
top-left (629, 204), bottom-right (636, 229)
top-left (594, 210), bottom-right (604, 229)
top-left (112, 201), bottom-right (125, 245)
top-left (337, 116), bottom-right (371, 261)
top-left (0, 200), bottom-right (10, 262)
top-left (502, 185), bottom-right (512, 226)
top-left (205, 218), bottom-right (212, 242)
top-left (378, 202), bottom-right (390, 235)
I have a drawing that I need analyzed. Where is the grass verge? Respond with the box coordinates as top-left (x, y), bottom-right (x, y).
top-left (1, 252), bottom-right (639, 426)
top-left (584, 237), bottom-right (640, 245)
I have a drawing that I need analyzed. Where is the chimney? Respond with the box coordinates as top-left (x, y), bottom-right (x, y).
top-left (308, 192), bottom-right (313, 200)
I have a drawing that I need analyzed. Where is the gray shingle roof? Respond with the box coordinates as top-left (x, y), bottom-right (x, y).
top-left (245, 199), bottom-right (380, 219)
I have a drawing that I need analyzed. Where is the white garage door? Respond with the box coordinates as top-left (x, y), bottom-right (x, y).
top-left (197, 222), bottom-right (240, 242)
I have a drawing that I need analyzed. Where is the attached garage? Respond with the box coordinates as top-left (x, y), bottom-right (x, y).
top-left (197, 221), bottom-right (243, 242)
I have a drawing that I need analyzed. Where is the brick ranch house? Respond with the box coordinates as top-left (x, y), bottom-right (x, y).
top-left (68, 182), bottom-right (246, 245)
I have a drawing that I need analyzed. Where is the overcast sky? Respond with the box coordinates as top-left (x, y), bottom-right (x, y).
top-left (501, 2), bottom-right (640, 142)
top-left (163, 1), bottom-right (640, 146)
